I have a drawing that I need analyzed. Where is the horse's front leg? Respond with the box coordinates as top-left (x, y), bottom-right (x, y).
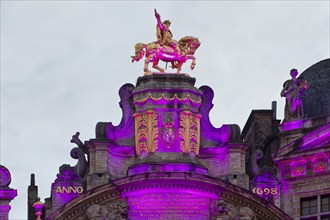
top-left (171, 61), bottom-right (177, 69)
top-left (190, 57), bottom-right (196, 70)
top-left (152, 60), bottom-right (165, 73)
top-left (176, 62), bottom-right (183, 73)
top-left (144, 54), bottom-right (153, 75)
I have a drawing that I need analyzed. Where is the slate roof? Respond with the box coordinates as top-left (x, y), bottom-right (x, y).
top-left (299, 58), bottom-right (330, 119)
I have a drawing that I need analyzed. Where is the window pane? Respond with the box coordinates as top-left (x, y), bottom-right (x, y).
top-left (310, 199), bottom-right (317, 206)
top-left (322, 197), bottom-right (329, 205)
top-left (301, 197), bottom-right (318, 216)
top-left (322, 204), bottom-right (329, 212)
top-left (302, 208), bottom-right (310, 215)
top-left (310, 206), bottom-right (317, 214)
top-left (302, 200), bottom-right (310, 208)
top-left (322, 195), bottom-right (330, 212)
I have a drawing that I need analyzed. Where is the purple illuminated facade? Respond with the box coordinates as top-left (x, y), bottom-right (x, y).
top-left (0, 165), bottom-right (17, 220)
top-left (26, 58), bottom-right (330, 220)
top-left (242, 59), bottom-right (330, 220)
top-left (34, 73), bottom-right (289, 220)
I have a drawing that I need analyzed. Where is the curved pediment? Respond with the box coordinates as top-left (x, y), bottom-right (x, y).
top-left (48, 172), bottom-right (291, 220)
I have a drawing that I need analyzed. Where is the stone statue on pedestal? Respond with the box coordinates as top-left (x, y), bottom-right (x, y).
top-left (280, 69), bottom-right (309, 121)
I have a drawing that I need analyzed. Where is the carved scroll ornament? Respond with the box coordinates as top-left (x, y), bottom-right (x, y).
top-left (179, 110), bottom-right (201, 155)
top-left (134, 110), bottom-right (159, 155)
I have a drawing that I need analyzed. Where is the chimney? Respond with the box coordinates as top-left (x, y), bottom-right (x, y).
top-left (28, 173), bottom-right (38, 220)
top-left (271, 101), bottom-right (277, 120)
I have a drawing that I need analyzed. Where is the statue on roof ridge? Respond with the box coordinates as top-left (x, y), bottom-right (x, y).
top-left (131, 9), bottom-right (201, 75)
top-left (281, 68), bottom-right (309, 121)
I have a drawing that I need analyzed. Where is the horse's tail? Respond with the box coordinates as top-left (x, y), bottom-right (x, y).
top-left (131, 43), bottom-right (146, 63)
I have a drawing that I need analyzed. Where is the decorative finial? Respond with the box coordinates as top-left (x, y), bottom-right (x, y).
top-left (33, 197), bottom-right (44, 220)
top-left (0, 165), bottom-right (12, 188)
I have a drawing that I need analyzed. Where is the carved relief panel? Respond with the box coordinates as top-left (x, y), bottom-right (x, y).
top-left (134, 110), bottom-right (158, 155)
top-left (179, 110), bottom-right (201, 155)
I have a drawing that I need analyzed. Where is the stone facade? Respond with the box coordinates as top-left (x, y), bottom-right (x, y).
top-left (26, 59), bottom-right (330, 220)
top-left (243, 59), bottom-right (330, 220)
top-left (26, 73), bottom-right (290, 220)
top-left (274, 119), bottom-right (330, 219)
top-left (47, 173), bottom-right (290, 220)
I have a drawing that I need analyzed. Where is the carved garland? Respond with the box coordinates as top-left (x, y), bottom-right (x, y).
top-left (134, 110), bottom-right (158, 155)
top-left (133, 93), bottom-right (202, 104)
top-left (179, 110), bottom-right (201, 155)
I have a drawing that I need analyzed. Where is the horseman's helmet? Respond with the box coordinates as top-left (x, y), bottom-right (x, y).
top-left (163, 20), bottom-right (171, 26)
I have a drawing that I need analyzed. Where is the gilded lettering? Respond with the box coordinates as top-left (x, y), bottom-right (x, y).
top-left (55, 186), bottom-right (84, 194)
top-left (76, 186), bottom-right (83, 193)
top-left (62, 187), bottom-right (70, 193)
top-left (69, 186), bottom-right (76, 193)
top-left (55, 186), bottom-right (62, 193)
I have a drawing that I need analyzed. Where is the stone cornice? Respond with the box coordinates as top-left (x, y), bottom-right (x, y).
top-left (273, 122), bottom-right (330, 160)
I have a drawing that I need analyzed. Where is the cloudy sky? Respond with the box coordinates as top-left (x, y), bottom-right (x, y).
top-left (1, 1), bottom-right (329, 219)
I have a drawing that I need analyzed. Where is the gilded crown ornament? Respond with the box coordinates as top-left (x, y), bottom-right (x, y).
top-left (161, 119), bottom-right (177, 145)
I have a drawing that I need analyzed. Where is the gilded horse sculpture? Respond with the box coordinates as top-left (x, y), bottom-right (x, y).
top-left (131, 9), bottom-right (201, 75)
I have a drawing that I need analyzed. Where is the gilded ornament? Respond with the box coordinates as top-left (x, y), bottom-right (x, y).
top-left (134, 111), bottom-right (158, 155)
top-left (160, 119), bottom-right (177, 145)
top-left (178, 110), bottom-right (201, 155)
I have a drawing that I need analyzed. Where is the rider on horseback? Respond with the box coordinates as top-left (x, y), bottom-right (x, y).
top-left (131, 9), bottom-right (200, 74)
top-left (154, 9), bottom-right (178, 51)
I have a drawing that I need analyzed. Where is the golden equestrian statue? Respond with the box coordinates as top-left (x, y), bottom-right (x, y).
top-left (131, 9), bottom-right (201, 75)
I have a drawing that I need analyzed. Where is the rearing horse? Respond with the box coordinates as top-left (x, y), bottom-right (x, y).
top-left (131, 36), bottom-right (200, 75)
